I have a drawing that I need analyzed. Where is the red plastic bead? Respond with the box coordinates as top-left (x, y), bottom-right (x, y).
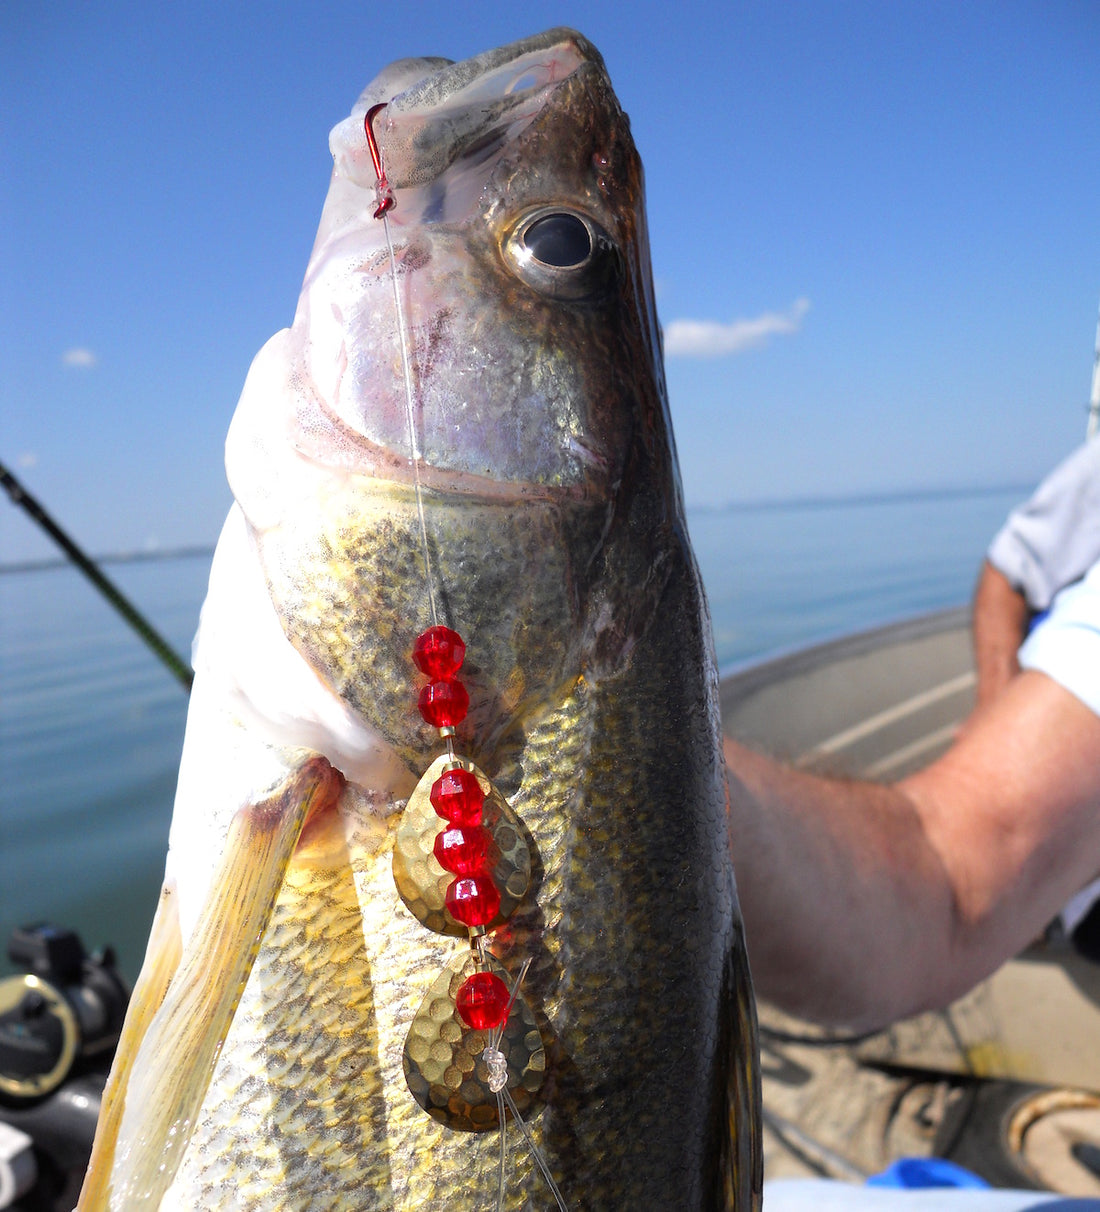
top-left (433, 825), bottom-right (497, 876)
top-left (430, 768), bottom-right (485, 826)
top-left (455, 971), bottom-right (510, 1031)
top-left (418, 678), bottom-right (469, 728)
top-left (445, 874), bottom-right (501, 928)
top-left (413, 626), bottom-right (466, 679)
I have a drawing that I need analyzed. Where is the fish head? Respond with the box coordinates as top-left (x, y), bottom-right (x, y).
top-left (299, 28), bottom-right (665, 495)
top-left (225, 29), bottom-right (683, 771)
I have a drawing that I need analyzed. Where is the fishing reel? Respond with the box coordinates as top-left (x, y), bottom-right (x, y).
top-left (0, 925), bottom-right (128, 1102)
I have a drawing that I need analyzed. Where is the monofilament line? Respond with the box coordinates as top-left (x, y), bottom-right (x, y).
top-left (485, 958), bottom-right (569, 1212)
top-left (380, 209), bottom-right (439, 628)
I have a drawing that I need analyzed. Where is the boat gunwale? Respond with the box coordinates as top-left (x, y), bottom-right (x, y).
top-left (718, 605), bottom-right (971, 703)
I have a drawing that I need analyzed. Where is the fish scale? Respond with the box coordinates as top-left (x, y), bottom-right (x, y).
top-left (162, 558), bottom-right (750, 1209)
top-left (260, 489), bottom-right (603, 768)
top-left (169, 857), bottom-right (389, 1206)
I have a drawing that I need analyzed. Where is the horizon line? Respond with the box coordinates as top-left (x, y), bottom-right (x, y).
top-left (686, 480), bottom-right (1034, 515)
top-left (0, 544), bottom-right (216, 576)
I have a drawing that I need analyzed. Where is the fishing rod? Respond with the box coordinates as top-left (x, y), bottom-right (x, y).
top-left (0, 460), bottom-right (194, 692)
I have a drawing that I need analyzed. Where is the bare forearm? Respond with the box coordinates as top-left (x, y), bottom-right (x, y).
top-left (725, 671), bottom-right (1100, 1031)
top-left (725, 738), bottom-right (956, 1029)
top-left (971, 561), bottom-right (1028, 709)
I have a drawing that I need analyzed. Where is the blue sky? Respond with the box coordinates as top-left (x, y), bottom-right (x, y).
top-left (3, 1), bottom-right (1099, 563)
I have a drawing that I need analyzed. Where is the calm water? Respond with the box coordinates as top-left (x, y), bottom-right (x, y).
top-left (0, 487), bottom-right (1023, 980)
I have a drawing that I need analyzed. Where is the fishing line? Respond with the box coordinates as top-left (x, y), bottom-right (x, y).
top-left (502, 1085), bottom-right (569, 1212)
top-left (382, 211), bottom-right (439, 631)
top-left (495, 1091), bottom-right (507, 1211)
top-left (368, 103), bottom-right (439, 631)
top-left (484, 960), bottom-right (569, 1212)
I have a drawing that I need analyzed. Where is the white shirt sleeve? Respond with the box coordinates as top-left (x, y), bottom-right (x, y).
top-left (1019, 559), bottom-right (1100, 717)
top-left (987, 440), bottom-right (1100, 612)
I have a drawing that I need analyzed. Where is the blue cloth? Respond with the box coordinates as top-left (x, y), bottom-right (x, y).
top-left (867, 1158), bottom-right (990, 1188)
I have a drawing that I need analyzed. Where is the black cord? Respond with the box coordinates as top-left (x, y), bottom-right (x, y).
top-left (759, 1022), bottom-right (884, 1048)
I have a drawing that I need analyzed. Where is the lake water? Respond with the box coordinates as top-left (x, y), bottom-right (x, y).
top-left (0, 486), bottom-right (1024, 981)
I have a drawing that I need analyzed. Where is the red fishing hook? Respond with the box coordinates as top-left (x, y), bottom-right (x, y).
top-left (364, 102), bottom-right (395, 218)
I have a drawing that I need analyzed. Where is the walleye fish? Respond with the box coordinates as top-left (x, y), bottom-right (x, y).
top-left (79, 28), bottom-right (761, 1211)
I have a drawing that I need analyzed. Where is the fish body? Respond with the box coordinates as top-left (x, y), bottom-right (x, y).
top-left (80, 29), bottom-right (761, 1210)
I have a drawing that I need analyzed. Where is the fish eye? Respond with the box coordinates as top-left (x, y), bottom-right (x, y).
top-left (503, 207), bottom-right (621, 301)
top-left (523, 213), bottom-right (591, 267)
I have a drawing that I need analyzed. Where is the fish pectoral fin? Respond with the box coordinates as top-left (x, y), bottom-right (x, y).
top-left (77, 755), bottom-right (344, 1211)
top-left (77, 880), bottom-right (183, 1211)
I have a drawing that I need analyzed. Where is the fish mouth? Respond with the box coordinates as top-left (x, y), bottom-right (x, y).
top-left (387, 27), bottom-right (597, 111)
top-left (343, 29), bottom-right (601, 187)
top-left (312, 29), bottom-right (603, 217)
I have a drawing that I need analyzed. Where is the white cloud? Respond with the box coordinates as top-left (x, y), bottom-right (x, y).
top-left (664, 298), bottom-right (810, 358)
top-left (62, 347), bottom-right (98, 368)
top-left (18, 452), bottom-right (38, 468)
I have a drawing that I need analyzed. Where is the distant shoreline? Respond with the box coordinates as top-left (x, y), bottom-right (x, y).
top-left (0, 545), bottom-right (216, 575)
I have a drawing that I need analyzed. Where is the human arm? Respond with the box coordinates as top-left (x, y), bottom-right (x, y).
top-left (971, 559), bottom-right (1029, 709)
top-left (726, 669), bottom-right (1100, 1030)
